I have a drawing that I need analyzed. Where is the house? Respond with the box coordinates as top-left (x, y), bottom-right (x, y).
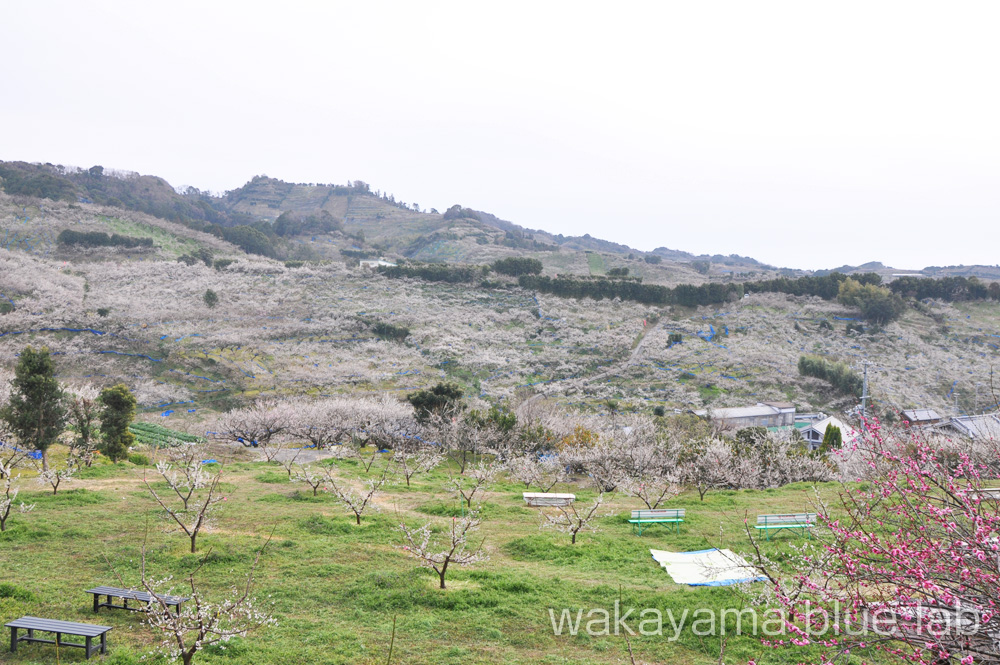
top-left (692, 402), bottom-right (796, 428)
top-left (947, 413), bottom-right (1000, 441)
top-left (801, 416), bottom-right (858, 450)
top-left (901, 409), bottom-right (942, 427)
top-left (359, 259), bottom-right (397, 269)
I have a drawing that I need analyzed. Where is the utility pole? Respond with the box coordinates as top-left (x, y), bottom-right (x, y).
top-left (861, 361), bottom-right (870, 419)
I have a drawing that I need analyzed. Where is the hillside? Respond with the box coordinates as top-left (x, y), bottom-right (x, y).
top-left (2, 187), bottom-right (998, 432)
top-left (0, 162), bottom-right (769, 276)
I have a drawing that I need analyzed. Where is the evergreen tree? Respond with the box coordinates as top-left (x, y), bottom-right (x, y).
top-left (0, 347), bottom-right (67, 471)
top-left (407, 382), bottom-right (465, 423)
top-left (204, 289), bottom-right (219, 308)
top-left (99, 384), bottom-right (136, 463)
top-left (821, 423), bottom-right (843, 451)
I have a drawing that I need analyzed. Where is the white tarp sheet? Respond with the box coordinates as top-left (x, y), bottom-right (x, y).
top-left (650, 548), bottom-right (766, 587)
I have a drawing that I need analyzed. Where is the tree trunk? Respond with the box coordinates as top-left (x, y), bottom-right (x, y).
top-left (571, 531), bottom-right (577, 544)
top-left (190, 534), bottom-right (197, 553)
top-left (438, 562), bottom-right (448, 589)
top-left (356, 513), bottom-right (361, 525)
top-left (42, 449), bottom-right (49, 473)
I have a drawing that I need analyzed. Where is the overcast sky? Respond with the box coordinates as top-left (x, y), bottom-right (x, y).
top-left (1, 2), bottom-right (997, 270)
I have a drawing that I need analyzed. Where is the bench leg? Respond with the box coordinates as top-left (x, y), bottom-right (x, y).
top-left (86, 636), bottom-right (92, 660)
top-left (94, 593), bottom-right (100, 612)
top-left (10, 627), bottom-right (16, 653)
top-left (101, 631), bottom-right (107, 654)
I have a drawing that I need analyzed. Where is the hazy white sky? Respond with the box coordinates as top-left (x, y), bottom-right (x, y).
top-left (2, 1), bottom-right (998, 270)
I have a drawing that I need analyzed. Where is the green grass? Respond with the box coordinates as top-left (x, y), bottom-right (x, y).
top-left (130, 422), bottom-right (206, 448)
top-left (0, 447), bottom-right (876, 664)
top-left (99, 215), bottom-right (204, 258)
top-left (586, 252), bottom-right (606, 276)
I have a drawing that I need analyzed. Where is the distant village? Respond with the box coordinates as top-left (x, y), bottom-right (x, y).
top-left (692, 402), bottom-right (1000, 450)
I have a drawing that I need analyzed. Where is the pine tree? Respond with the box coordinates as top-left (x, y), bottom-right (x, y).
top-left (0, 347), bottom-right (67, 471)
top-left (99, 384), bottom-right (136, 463)
top-left (821, 423), bottom-right (843, 451)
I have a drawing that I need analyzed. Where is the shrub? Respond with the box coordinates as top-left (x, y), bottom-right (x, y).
top-left (370, 321), bottom-right (409, 342)
top-left (58, 229), bottom-right (153, 249)
top-left (491, 257), bottom-right (543, 277)
top-left (128, 452), bottom-right (151, 466)
top-left (838, 278), bottom-right (906, 324)
top-left (798, 355), bottom-right (863, 397)
top-left (407, 382), bottom-right (465, 422)
top-left (204, 289), bottom-right (219, 308)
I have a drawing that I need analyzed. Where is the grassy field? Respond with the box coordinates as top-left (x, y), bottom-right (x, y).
top-left (586, 252), bottom-right (606, 276)
top-left (0, 444), bottom-right (871, 665)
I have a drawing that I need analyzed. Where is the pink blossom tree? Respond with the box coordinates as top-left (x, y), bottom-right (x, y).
top-left (753, 419), bottom-right (1000, 664)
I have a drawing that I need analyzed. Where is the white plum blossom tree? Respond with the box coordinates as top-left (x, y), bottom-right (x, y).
top-left (398, 512), bottom-right (488, 589)
top-left (0, 462), bottom-right (34, 531)
top-left (143, 446), bottom-right (225, 553)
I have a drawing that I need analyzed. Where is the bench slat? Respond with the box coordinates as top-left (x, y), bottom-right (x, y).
top-left (86, 586), bottom-right (188, 604)
top-left (631, 509), bottom-right (685, 519)
top-left (5, 616), bottom-right (111, 637)
top-left (757, 513), bottom-right (815, 525)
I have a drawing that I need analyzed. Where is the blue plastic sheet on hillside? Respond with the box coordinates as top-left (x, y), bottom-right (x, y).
top-left (0, 441), bottom-right (43, 460)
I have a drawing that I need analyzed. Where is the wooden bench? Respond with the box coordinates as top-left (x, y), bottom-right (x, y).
top-left (87, 586), bottom-right (188, 615)
top-left (523, 492), bottom-right (575, 507)
top-left (969, 488), bottom-right (1000, 502)
top-left (754, 513), bottom-right (816, 540)
top-left (6, 616), bottom-right (111, 660)
top-left (628, 508), bottom-right (685, 535)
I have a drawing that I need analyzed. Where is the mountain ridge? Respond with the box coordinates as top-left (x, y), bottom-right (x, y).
top-left (2, 159), bottom-right (999, 279)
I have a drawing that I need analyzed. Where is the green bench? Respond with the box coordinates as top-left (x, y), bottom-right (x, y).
top-left (629, 508), bottom-right (685, 535)
top-left (754, 513), bottom-right (816, 540)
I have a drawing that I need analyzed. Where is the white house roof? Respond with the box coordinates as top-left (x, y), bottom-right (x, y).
top-left (802, 416), bottom-right (859, 442)
top-left (693, 405), bottom-right (782, 419)
top-left (693, 403), bottom-right (796, 420)
top-left (902, 409), bottom-right (941, 422)
top-left (948, 414), bottom-right (1000, 440)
